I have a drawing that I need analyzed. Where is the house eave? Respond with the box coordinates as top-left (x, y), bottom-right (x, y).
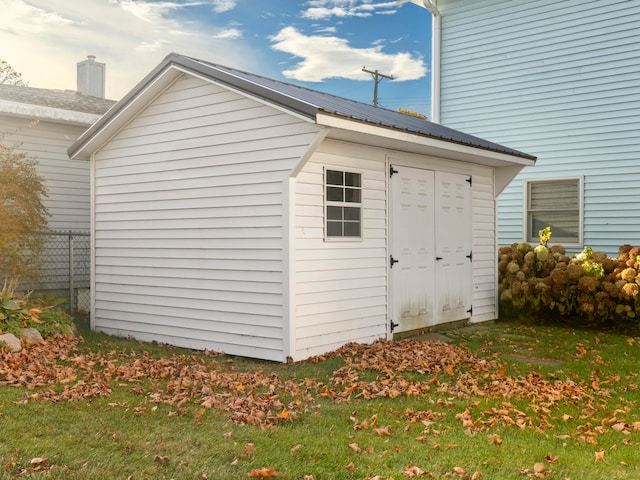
top-left (0, 99), bottom-right (101, 126)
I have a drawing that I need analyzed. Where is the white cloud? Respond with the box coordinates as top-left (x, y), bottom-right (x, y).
top-left (270, 26), bottom-right (426, 82)
top-left (212, 28), bottom-right (243, 40)
top-left (315, 26), bottom-right (337, 33)
top-left (212, 0), bottom-right (236, 13)
top-left (301, 1), bottom-right (399, 20)
top-left (0, 0), bottom-right (260, 99)
top-left (0, 0), bottom-right (73, 33)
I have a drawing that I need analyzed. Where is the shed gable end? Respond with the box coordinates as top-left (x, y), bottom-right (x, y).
top-left (92, 74), bottom-right (321, 361)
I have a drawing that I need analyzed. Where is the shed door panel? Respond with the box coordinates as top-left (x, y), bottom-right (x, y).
top-left (391, 167), bottom-right (472, 334)
top-left (391, 168), bottom-right (436, 332)
top-left (434, 171), bottom-right (472, 323)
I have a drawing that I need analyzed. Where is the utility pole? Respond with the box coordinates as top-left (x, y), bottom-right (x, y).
top-left (362, 67), bottom-right (393, 106)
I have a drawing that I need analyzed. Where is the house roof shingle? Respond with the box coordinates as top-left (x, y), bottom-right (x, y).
top-left (0, 83), bottom-right (115, 116)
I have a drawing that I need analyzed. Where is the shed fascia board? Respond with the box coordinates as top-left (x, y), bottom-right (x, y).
top-left (0, 99), bottom-right (100, 126)
top-left (316, 112), bottom-right (536, 169)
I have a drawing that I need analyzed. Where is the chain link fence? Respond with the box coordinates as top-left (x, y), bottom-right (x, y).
top-left (28, 231), bottom-right (91, 312)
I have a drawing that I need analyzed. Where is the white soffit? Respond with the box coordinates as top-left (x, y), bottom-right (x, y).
top-left (316, 112), bottom-right (535, 168)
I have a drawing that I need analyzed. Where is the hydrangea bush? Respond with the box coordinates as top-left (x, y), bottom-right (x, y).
top-left (498, 240), bottom-right (640, 333)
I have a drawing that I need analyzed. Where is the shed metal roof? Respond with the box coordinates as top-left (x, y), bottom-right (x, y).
top-left (178, 54), bottom-right (535, 161)
top-left (69, 52), bottom-right (535, 162)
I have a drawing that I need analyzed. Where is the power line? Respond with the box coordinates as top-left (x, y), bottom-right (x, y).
top-left (362, 67), bottom-right (393, 106)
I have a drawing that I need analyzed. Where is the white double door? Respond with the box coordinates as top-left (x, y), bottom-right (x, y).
top-left (390, 165), bottom-right (472, 334)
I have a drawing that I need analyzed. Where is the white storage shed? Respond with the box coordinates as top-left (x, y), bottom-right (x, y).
top-left (69, 53), bottom-right (535, 362)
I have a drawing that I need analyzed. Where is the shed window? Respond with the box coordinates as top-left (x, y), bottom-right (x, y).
top-left (526, 178), bottom-right (581, 245)
top-left (325, 169), bottom-right (362, 238)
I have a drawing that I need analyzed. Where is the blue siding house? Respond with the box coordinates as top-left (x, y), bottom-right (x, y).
top-left (410, 0), bottom-right (640, 255)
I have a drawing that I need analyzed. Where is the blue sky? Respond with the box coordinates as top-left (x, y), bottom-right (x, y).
top-left (0, 0), bottom-right (433, 116)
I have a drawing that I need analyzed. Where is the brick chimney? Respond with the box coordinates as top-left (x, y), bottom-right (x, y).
top-left (77, 55), bottom-right (105, 98)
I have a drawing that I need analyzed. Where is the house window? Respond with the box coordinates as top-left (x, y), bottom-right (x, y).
top-left (526, 178), bottom-right (581, 245)
top-left (325, 169), bottom-right (362, 238)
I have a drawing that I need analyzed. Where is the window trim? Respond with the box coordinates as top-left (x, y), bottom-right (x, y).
top-left (324, 167), bottom-right (363, 241)
top-left (524, 177), bottom-right (583, 247)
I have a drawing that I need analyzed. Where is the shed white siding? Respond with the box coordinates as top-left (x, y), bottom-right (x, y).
top-left (470, 167), bottom-right (498, 322)
top-left (0, 116), bottom-right (90, 231)
top-left (438, 0), bottom-right (640, 255)
top-left (92, 74), bottom-right (321, 361)
top-left (293, 140), bottom-right (388, 360)
top-left (291, 140), bottom-right (500, 360)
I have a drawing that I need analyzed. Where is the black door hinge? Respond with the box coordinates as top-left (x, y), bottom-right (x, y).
top-left (390, 165), bottom-right (398, 177)
top-left (466, 306), bottom-right (473, 316)
top-left (390, 255), bottom-right (399, 268)
top-left (466, 176), bottom-right (472, 186)
top-left (466, 251), bottom-right (473, 262)
top-left (390, 319), bottom-right (399, 332)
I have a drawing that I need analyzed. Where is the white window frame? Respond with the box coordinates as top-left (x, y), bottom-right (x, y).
top-left (324, 167), bottom-right (363, 241)
top-left (524, 177), bottom-right (583, 247)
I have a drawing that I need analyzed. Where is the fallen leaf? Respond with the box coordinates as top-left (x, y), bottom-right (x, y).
top-left (488, 434), bottom-right (502, 446)
top-left (154, 455), bottom-right (170, 464)
top-left (453, 466), bottom-right (466, 476)
top-left (29, 457), bottom-right (49, 467)
top-left (348, 443), bottom-right (361, 453)
top-left (611, 422), bottom-right (627, 433)
top-left (344, 462), bottom-right (355, 471)
top-left (533, 462), bottom-right (545, 473)
top-left (277, 409), bottom-right (291, 420)
top-left (374, 426), bottom-right (393, 436)
top-left (594, 449), bottom-right (606, 463)
top-left (245, 443), bottom-right (256, 455)
top-left (403, 465), bottom-right (425, 477)
top-left (290, 444), bottom-right (302, 455)
top-left (247, 467), bottom-right (278, 478)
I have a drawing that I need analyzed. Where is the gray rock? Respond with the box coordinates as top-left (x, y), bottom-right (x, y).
top-left (19, 327), bottom-right (44, 346)
top-left (0, 333), bottom-right (22, 353)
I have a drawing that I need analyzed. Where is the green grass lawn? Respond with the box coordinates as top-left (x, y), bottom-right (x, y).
top-left (1, 319), bottom-right (639, 479)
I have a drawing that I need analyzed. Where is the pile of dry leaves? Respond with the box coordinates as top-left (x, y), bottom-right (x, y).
top-left (1, 335), bottom-right (608, 432)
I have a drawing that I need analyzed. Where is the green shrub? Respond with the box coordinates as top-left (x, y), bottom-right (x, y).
top-left (498, 242), bottom-right (640, 333)
top-left (0, 288), bottom-right (74, 337)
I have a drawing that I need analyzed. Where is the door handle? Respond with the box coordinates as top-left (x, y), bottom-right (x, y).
top-left (436, 256), bottom-right (443, 260)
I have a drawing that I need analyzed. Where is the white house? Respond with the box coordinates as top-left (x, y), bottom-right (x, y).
top-left (409, 0), bottom-right (640, 255)
top-left (0, 60), bottom-right (115, 305)
top-left (69, 53), bottom-right (535, 362)
top-left (0, 72), bottom-right (114, 231)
